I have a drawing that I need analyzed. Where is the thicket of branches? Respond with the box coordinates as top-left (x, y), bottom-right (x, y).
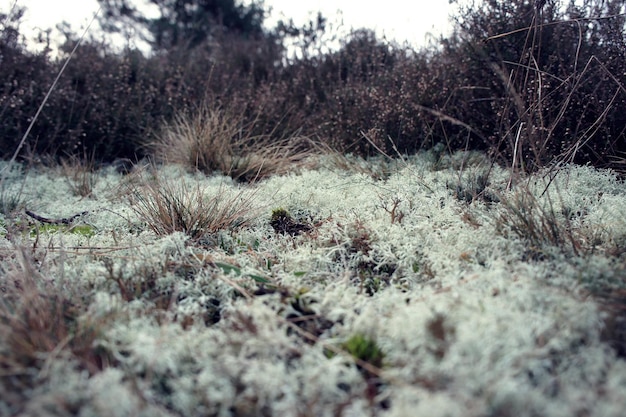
top-left (1, 0), bottom-right (624, 171)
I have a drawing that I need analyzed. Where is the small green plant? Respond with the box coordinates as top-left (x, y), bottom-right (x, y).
top-left (329, 332), bottom-right (388, 409)
top-left (336, 333), bottom-right (385, 370)
top-left (29, 223), bottom-right (96, 238)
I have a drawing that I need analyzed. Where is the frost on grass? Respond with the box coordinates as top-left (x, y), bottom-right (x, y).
top-left (0, 152), bottom-right (625, 416)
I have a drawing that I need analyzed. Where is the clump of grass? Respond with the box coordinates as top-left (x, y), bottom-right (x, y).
top-left (495, 184), bottom-right (583, 258)
top-left (59, 153), bottom-right (99, 198)
top-left (0, 188), bottom-right (23, 217)
top-left (451, 171), bottom-right (498, 204)
top-left (0, 249), bottom-right (114, 410)
top-left (0, 162), bottom-right (26, 216)
top-left (322, 149), bottom-right (395, 181)
top-left (128, 170), bottom-right (256, 240)
top-left (150, 104), bottom-right (241, 175)
top-left (227, 132), bottom-right (319, 182)
top-left (150, 103), bottom-right (317, 182)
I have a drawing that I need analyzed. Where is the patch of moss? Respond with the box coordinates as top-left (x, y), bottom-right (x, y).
top-left (29, 224), bottom-right (96, 238)
top-left (342, 334), bottom-right (384, 368)
top-left (326, 333), bottom-right (385, 370)
top-left (70, 225), bottom-right (97, 237)
top-left (270, 208), bottom-right (311, 236)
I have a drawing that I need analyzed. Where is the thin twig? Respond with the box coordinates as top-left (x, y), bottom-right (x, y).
top-left (484, 13), bottom-right (626, 41)
top-left (25, 210), bottom-right (89, 225)
top-left (0, 7), bottom-right (100, 184)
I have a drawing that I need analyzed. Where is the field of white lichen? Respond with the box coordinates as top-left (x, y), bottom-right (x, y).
top-left (1, 150), bottom-right (626, 416)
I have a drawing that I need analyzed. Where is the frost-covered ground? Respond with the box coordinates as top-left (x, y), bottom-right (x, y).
top-left (1, 151), bottom-right (625, 416)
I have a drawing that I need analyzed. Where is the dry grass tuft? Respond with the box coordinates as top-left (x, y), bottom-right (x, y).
top-left (150, 105), bottom-right (241, 175)
top-left (493, 177), bottom-right (587, 259)
top-left (0, 248), bottom-right (114, 410)
top-left (127, 169), bottom-right (257, 240)
top-left (59, 153), bottom-right (99, 198)
top-left (0, 187), bottom-right (23, 217)
top-left (228, 135), bottom-right (318, 182)
top-left (150, 104), bottom-right (318, 182)
top-left (0, 162), bottom-right (27, 216)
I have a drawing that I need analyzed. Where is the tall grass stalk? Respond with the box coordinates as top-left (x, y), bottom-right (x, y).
top-left (0, 7), bottom-right (100, 212)
top-left (1, 8), bottom-right (100, 174)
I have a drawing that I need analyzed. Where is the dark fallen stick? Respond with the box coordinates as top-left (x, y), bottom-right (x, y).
top-left (25, 209), bottom-right (89, 225)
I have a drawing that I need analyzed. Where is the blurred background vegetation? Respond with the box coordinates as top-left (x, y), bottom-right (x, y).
top-left (1, 0), bottom-right (625, 172)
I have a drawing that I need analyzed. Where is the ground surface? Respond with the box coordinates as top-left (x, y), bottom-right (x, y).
top-left (1, 151), bottom-right (625, 416)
